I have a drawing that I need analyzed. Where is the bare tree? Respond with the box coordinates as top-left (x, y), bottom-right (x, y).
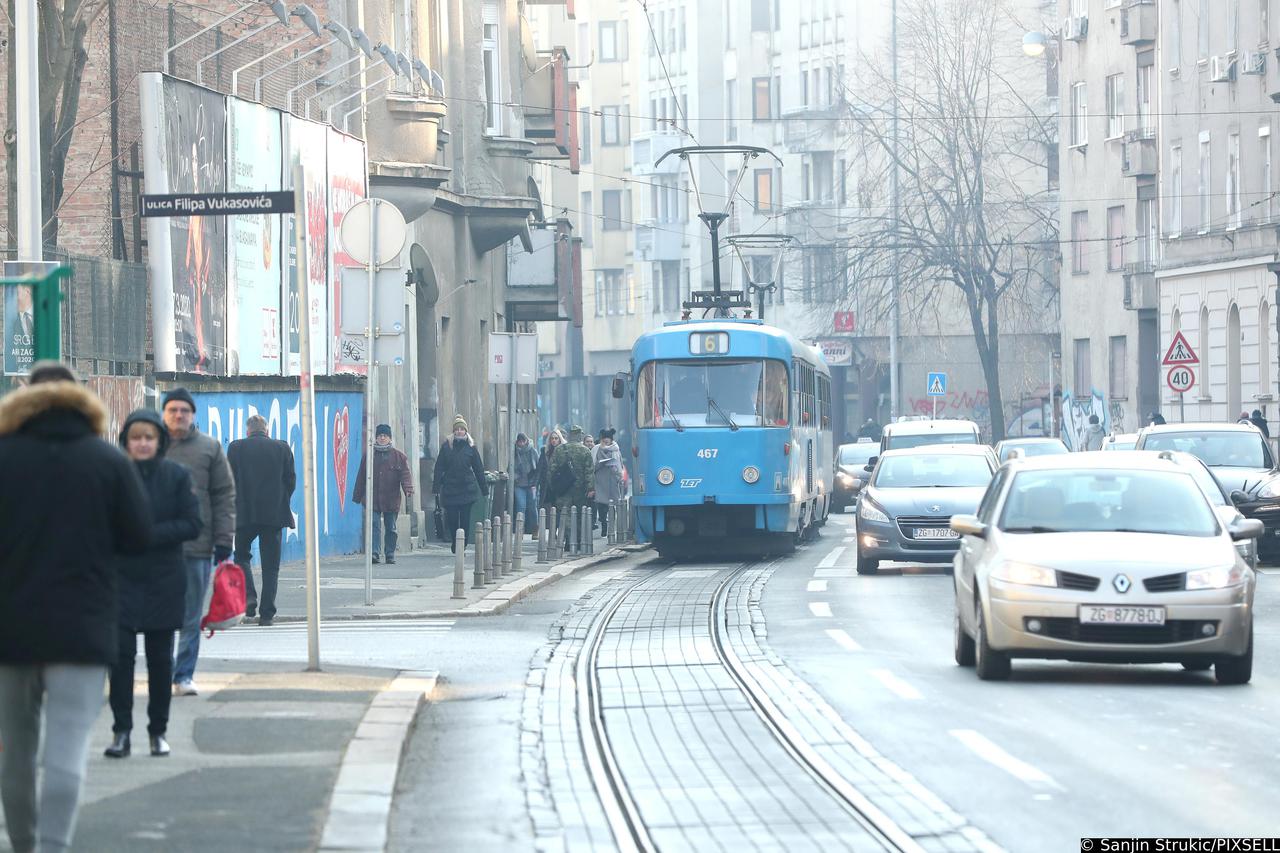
top-left (3, 0), bottom-right (109, 252)
top-left (837, 0), bottom-right (1058, 441)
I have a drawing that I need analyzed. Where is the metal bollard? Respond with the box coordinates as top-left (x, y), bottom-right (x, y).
top-left (513, 513), bottom-right (525, 573)
top-left (473, 522), bottom-right (485, 589)
top-left (536, 508), bottom-right (548, 563)
top-left (607, 503), bottom-right (617, 546)
top-left (586, 507), bottom-right (595, 555)
top-left (548, 507), bottom-right (558, 560)
top-left (482, 518), bottom-right (494, 583)
top-left (491, 516), bottom-right (501, 579)
top-left (569, 506), bottom-right (580, 556)
top-left (452, 529), bottom-right (467, 599)
top-left (501, 513), bottom-right (512, 575)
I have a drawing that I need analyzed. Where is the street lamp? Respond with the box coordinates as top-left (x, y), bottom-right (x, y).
top-left (1022, 30), bottom-right (1049, 58)
top-left (725, 233), bottom-right (795, 322)
top-left (654, 144), bottom-right (782, 318)
top-left (230, 4), bottom-right (323, 98)
top-left (195, 0), bottom-right (291, 86)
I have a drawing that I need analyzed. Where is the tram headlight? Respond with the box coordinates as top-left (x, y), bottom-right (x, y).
top-left (742, 465), bottom-right (761, 484)
top-left (657, 467), bottom-right (676, 486)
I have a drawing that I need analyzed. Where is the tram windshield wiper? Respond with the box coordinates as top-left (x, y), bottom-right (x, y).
top-left (707, 396), bottom-right (739, 431)
top-left (659, 396), bottom-right (684, 432)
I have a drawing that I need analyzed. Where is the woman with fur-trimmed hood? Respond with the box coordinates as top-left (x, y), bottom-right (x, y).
top-left (433, 416), bottom-right (487, 553)
top-left (0, 363), bottom-right (152, 853)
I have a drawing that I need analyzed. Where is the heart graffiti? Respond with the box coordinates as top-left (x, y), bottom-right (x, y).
top-left (333, 406), bottom-right (350, 511)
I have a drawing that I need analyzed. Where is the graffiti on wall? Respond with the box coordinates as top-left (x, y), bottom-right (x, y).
top-left (86, 377), bottom-right (145, 441)
top-left (1109, 400), bottom-right (1126, 435)
top-left (1061, 389), bottom-right (1109, 451)
top-left (906, 389), bottom-right (992, 431)
top-left (192, 389), bottom-right (364, 561)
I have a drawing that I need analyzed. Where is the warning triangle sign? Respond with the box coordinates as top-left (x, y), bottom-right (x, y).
top-left (928, 375), bottom-right (945, 395)
top-left (1162, 330), bottom-right (1199, 366)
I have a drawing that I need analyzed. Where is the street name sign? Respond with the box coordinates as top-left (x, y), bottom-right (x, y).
top-left (140, 191), bottom-right (295, 217)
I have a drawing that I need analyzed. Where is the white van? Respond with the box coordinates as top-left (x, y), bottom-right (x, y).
top-left (879, 419), bottom-right (981, 453)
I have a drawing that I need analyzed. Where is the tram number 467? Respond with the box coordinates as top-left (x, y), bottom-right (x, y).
top-left (695, 448), bottom-right (719, 459)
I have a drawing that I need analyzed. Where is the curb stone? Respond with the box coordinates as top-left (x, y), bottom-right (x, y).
top-left (318, 670), bottom-right (440, 852)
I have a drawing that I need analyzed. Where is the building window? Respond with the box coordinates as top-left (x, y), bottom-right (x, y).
top-left (1172, 0), bottom-right (1184, 68)
top-left (724, 0), bottom-right (735, 48)
top-left (1109, 337), bottom-right (1128, 398)
top-left (1105, 74), bottom-right (1125, 139)
top-left (1262, 298), bottom-right (1273, 396)
top-left (580, 112), bottom-right (591, 164)
top-left (1199, 0), bottom-right (1211, 60)
top-left (754, 169), bottom-right (773, 212)
top-left (601, 106), bottom-right (621, 146)
top-left (1138, 195), bottom-right (1157, 264)
top-left (599, 21), bottom-right (621, 62)
top-left (1228, 132), bottom-right (1242, 229)
top-left (482, 3), bottom-right (502, 134)
top-left (1262, 126), bottom-right (1273, 222)
top-left (1107, 206), bottom-right (1125, 271)
top-left (1170, 145), bottom-right (1183, 234)
top-left (580, 192), bottom-right (593, 248)
top-left (1071, 210), bottom-right (1090, 273)
top-left (1074, 338), bottom-right (1092, 392)
top-left (752, 77), bottom-right (773, 121)
top-left (602, 190), bottom-right (624, 231)
top-left (1199, 305), bottom-right (1211, 375)
top-left (1231, 0), bottom-right (1241, 52)
top-left (751, 0), bottom-right (770, 31)
top-left (1199, 133), bottom-right (1212, 232)
top-left (596, 269), bottom-right (628, 316)
top-left (725, 79), bottom-right (737, 141)
top-left (801, 161), bottom-right (811, 202)
top-left (1136, 63), bottom-right (1153, 131)
top-left (1070, 82), bottom-right (1088, 147)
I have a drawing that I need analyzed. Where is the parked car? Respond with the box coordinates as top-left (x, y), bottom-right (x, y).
top-left (1102, 433), bottom-right (1139, 451)
top-left (833, 440), bottom-right (878, 512)
top-left (994, 437), bottom-right (1069, 463)
top-left (951, 452), bottom-right (1260, 683)
top-left (879, 418), bottom-right (981, 453)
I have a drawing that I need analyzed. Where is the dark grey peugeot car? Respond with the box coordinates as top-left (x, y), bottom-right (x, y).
top-left (855, 444), bottom-right (998, 575)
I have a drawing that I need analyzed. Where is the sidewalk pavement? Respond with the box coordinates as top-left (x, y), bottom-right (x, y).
top-left (265, 532), bottom-right (644, 622)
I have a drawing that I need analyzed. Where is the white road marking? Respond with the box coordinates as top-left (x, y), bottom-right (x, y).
top-left (808, 602), bottom-right (833, 618)
top-left (868, 668), bottom-right (923, 700)
top-left (807, 579), bottom-right (829, 592)
top-left (817, 547), bottom-right (846, 568)
top-left (949, 729), bottom-right (1065, 791)
top-left (824, 628), bottom-right (862, 651)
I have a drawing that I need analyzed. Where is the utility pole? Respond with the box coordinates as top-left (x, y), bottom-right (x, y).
top-left (889, 0), bottom-right (900, 422)
top-left (15, 0), bottom-right (42, 261)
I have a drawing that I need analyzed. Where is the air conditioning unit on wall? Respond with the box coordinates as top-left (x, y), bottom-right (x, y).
top-left (1063, 15), bottom-right (1089, 41)
top-left (1242, 51), bottom-right (1267, 75)
top-left (1210, 54), bottom-right (1238, 82)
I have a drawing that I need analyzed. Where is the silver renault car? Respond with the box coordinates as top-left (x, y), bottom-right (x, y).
top-left (951, 453), bottom-right (1261, 683)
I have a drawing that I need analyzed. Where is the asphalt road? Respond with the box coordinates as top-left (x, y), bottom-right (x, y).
top-left (762, 512), bottom-right (1280, 846)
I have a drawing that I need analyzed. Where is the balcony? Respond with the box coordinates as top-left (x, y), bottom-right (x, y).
top-left (523, 47), bottom-right (576, 167)
top-left (1122, 128), bottom-right (1158, 178)
top-left (1120, 0), bottom-right (1156, 46)
top-left (781, 106), bottom-right (840, 154)
top-left (634, 221), bottom-right (685, 262)
top-left (1123, 261), bottom-right (1157, 310)
top-left (632, 130), bottom-right (685, 176)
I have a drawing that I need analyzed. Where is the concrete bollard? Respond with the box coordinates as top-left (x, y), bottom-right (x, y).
top-left (552, 507), bottom-right (563, 560)
top-left (473, 522), bottom-right (485, 589)
top-left (586, 507), bottom-right (595, 555)
top-left (491, 516), bottom-right (501, 580)
top-left (482, 518), bottom-right (494, 583)
top-left (452, 529), bottom-right (467, 599)
top-left (501, 513), bottom-right (512, 576)
top-left (513, 513), bottom-right (524, 573)
top-left (548, 507), bottom-right (558, 560)
top-left (537, 508), bottom-right (548, 563)
top-left (569, 506), bottom-right (580, 556)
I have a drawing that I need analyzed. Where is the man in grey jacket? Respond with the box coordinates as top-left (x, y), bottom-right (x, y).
top-left (162, 388), bottom-right (236, 696)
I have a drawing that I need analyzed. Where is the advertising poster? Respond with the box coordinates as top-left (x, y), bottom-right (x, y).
top-left (165, 79), bottom-right (227, 374)
top-left (284, 116), bottom-right (329, 375)
top-left (194, 389), bottom-right (365, 559)
top-left (327, 128), bottom-right (368, 374)
top-left (1, 261), bottom-right (47, 375)
top-left (227, 98), bottom-right (283, 375)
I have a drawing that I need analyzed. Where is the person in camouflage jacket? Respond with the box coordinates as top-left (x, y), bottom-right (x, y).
top-left (550, 425), bottom-right (594, 517)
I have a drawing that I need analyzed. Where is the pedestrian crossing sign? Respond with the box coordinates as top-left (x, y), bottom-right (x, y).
top-left (1161, 330), bottom-right (1199, 366)
top-left (927, 372), bottom-right (947, 397)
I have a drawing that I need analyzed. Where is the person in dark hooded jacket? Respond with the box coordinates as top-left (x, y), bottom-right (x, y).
top-left (1250, 409), bottom-right (1271, 438)
top-left (104, 409), bottom-right (202, 760)
top-left (433, 415), bottom-right (487, 553)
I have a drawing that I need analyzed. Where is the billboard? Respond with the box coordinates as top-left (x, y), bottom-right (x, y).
top-left (327, 128), bottom-right (368, 374)
top-left (194, 388), bottom-right (365, 559)
top-left (139, 74), bottom-right (228, 374)
top-left (285, 117), bottom-right (329, 375)
top-left (227, 98), bottom-right (283, 375)
top-left (1, 260), bottom-right (49, 375)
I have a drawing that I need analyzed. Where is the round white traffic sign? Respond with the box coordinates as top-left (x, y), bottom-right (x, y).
top-left (1167, 365), bottom-right (1195, 393)
top-left (338, 198), bottom-right (407, 266)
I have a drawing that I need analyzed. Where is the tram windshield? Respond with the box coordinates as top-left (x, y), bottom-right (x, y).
top-left (637, 359), bottom-right (789, 428)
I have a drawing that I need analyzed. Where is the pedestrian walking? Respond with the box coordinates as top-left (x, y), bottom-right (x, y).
top-left (551, 425), bottom-right (594, 544)
top-left (537, 428), bottom-right (565, 514)
top-left (105, 410), bottom-right (202, 759)
top-left (1238, 411), bottom-right (1253, 425)
top-left (591, 429), bottom-right (624, 536)
top-left (513, 432), bottom-right (539, 537)
top-left (354, 424), bottom-right (415, 564)
top-left (857, 418), bottom-right (882, 441)
top-left (162, 388), bottom-right (236, 698)
top-left (0, 363), bottom-right (152, 853)
top-left (1082, 415), bottom-right (1105, 451)
top-left (583, 433), bottom-right (596, 452)
top-left (1251, 409), bottom-right (1271, 438)
top-left (432, 417), bottom-right (486, 553)
top-left (227, 414), bottom-right (296, 626)
top-left (1148, 411), bottom-right (1167, 426)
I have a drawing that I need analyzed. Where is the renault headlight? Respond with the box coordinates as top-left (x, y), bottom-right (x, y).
top-left (1254, 479), bottom-right (1280, 499)
top-left (859, 500), bottom-right (889, 523)
top-left (991, 561), bottom-right (1058, 587)
top-left (1186, 564), bottom-right (1246, 590)
top-left (837, 471), bottom-right (854, 487)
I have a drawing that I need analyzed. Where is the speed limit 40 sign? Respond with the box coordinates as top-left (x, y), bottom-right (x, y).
top-left (1167, 365), bottom-right (1195, 393)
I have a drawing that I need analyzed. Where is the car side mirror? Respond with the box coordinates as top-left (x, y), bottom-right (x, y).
top-left (1230, 489), bottom-right (1251, 506)
top-left (864, 456), bottom-right (878, 472)
top-left (1230, 518), bottom-right (1265, 542)
top-left (611, 372), bottom-right (627, 399)
top-left (950, 514), bottom-right (988, 539)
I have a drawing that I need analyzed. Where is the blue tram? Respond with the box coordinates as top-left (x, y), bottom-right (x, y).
top-left (619, 319), bottom-right (834, 558)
